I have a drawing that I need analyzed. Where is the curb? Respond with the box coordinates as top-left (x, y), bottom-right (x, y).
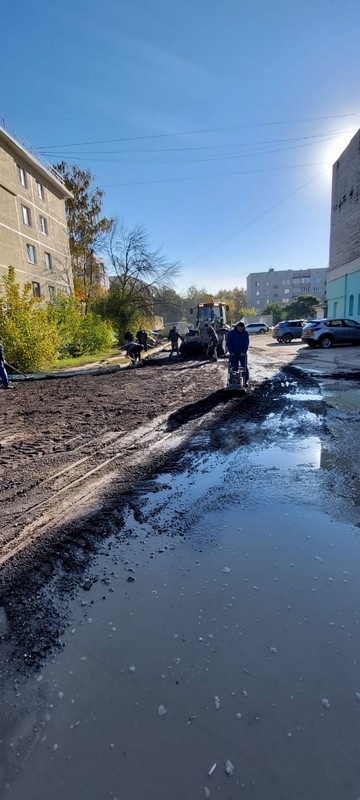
top-left (8, 343), bottom-right (170, 382)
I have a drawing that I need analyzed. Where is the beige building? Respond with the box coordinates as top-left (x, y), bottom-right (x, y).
top-left (0, 125), bottom-right (73, 300)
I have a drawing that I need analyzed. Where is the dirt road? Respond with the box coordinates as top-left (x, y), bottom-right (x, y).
top-left (1, 342), bottom-right (360, 799)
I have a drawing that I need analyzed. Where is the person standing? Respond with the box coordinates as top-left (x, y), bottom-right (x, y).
top-left (168, 326), bottom-right (183, 358)
top-left (136, 328), bottom-right (148, 351)
top-left (0, 341), bottom-right (13, 389)
top-left (204, 323), bottom-right (218, 361)
top-left (226, 321), bottom-right (250, 386)
top-left (124, 329), bottom-right (134, 344)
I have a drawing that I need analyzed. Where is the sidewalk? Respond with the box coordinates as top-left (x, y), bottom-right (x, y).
top-left (8, 342), bottom-right (169, 382)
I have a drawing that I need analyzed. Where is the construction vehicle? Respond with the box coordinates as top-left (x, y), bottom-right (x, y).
top-left (180, 296), bottom-right (231, 357)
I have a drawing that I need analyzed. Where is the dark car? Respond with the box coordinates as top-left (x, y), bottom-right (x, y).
top-left (272, 319), bottom-right (307, 343)
top-left (302, 318), bottom-right (360, 348)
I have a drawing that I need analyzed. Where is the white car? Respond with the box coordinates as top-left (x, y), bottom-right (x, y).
top-left (245, 322), bottom-right (270, 334)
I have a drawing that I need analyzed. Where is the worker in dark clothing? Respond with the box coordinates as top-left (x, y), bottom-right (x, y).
top-left (204, 323), bottom-right (218, 361)
top-left (168, 326), bottom-right (183, 358)
top-left (226, 321), bottom-right (250, 386)
top-left (0, 341), bottom-right (13, 389)
top-left (127, 342), bottom-right (143, 365)
top-left (124, 329), bottom-right (134, 344)
top-left (136, 328), bottom-right (148, 351)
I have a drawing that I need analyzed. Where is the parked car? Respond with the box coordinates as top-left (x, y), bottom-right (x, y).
top-left (272, 319), bottom-right (307, 343)
top-left (245, 322), bottom-right (270, 334)
top-left (302, 318), bottom-right (360, 348)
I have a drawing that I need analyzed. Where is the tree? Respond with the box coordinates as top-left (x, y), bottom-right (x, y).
top-left (55, 162), bottom-right (113, 304)
top-left (262, 303), bottom-right (284, 324)
top-left (285, 295), bottom-right (320, 319)
top-left (153, 287), bottom-right (185, 323)
top-left (98, 221), bottom-right (180, 340)
top-left (0, 267), bottom-right (59, 371)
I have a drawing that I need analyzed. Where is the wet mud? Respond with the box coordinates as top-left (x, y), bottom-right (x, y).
top-left (1, 354), bottom-right (360, 799)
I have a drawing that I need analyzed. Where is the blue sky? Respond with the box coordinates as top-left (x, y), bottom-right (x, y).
top-left (2, 0), bottom-right (360, 294)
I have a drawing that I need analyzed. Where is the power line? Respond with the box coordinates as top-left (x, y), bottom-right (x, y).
top-left (37, 129), bottom-right (348, 156)
top-left (36, 112), bottom-right (360, 149)
top-left (99, 162), bottom-right (326, 188)
top-left (184, 169), bottom-right (328, 268)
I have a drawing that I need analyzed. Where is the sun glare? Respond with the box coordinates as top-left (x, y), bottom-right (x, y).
top-left (323, 127), bottom-right (359, 169)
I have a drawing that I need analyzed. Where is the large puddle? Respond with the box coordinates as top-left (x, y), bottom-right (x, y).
top-left (1, 386), bottom-right (360, 800)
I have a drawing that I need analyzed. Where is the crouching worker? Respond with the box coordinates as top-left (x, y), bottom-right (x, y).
top-left (127, 342), bottom-right (143, 365)
top-left (226, 321), bottom-right (250, 386)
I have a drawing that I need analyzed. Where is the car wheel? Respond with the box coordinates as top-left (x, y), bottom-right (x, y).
top-left (276, 338), bottom-right (283, 343)
top-left (282, 334), bottom-right (293, 343)
top-left (319, 335), bottom-right (333, 349)
top-left (258, 329), bottom-right (265, 334)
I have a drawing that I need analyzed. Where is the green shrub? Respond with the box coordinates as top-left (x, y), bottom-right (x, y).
top-left (0, 268), bottom-right (59, 371)
top-left (78, 311), bottom-right (114, 353)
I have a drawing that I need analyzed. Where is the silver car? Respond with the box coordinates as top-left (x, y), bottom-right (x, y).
top-left (302, 318), bottom-right (360, 348)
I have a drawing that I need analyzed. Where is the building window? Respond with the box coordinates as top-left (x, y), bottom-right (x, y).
top-left (21, 205), bottom-right (31, 226)
top-left (17, 164), bottom-right (27, 187)
top-left (27, 244), bottom-right (37, 264)
top-left (39, 216), bottom-right (48, 235)
top-left (255, 281), bottom-right (260, 287)
top-left (48, 285), bottom-right (56, 299)
top-left (349, 294), bottom-right (354, 316)
top-left (284, 289), bottom-right (289, 294)
top-left (44, 252), bottom-right (52, 270)
top-left (255, 290), bottom-right (260, 296)
top-left (32, 282), bottom-right (41, 298)
top-left (36, 181), bottom-right (44, 200)
top-left (333, 301), bottom-right (338, 316)
top-left (273, 284), bottom-right (278, 289)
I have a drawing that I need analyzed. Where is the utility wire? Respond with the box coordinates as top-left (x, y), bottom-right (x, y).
top-left (100, 162), bottom-right (326, 188)
top-left (41, 135), bottom-right (342, 167)
top-left (184, 168), bottom-right (328, 268)
top-left (37, 112), bottom-right (360, 149)
top-left (37, 128), bottom-right (348, 156)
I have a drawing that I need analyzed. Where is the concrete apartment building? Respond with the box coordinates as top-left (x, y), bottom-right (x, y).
top-left (328, 129), bottom-right (360, 321)
top-left (247, 267), bottom-right (327, 311)
top-left (0, 126), bottom-right (73, 300)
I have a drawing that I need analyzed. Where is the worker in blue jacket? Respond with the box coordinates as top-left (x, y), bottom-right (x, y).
top-left (226, 321), bottom-right (250, 386)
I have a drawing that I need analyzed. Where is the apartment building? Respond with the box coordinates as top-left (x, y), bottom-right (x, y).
top-left (328, 129), bottom-right (360, 321)
top-left (247, 267), bottom-right (327, 310)
top-left (0, 126), bottom-right (73, 300)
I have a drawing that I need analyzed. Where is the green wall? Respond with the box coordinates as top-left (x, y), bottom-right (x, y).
top-left (327, 271), bottom-right (360, 321)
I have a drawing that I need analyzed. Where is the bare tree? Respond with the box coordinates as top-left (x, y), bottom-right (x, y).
top-left (100, 220), bottom-right (181, 336)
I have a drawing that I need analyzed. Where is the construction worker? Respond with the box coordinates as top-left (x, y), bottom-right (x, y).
top-left (168, 326), bottom-right (183, 358)
top-left (136, 328), bottom-right (148, 351)
top-left (204, 323), bottom-right (218, 361)
top-left (124, 329), bottom-right (134, 344)
top-left (0, 341), bottom-right (13, 389)
top-left (127, 342), bottom-right (143, 366)
top-left (226, 321), bottom-right (250, 386)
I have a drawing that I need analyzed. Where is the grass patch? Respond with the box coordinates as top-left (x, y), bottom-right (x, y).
top-left (48, 347), bottom-right (127, 371)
